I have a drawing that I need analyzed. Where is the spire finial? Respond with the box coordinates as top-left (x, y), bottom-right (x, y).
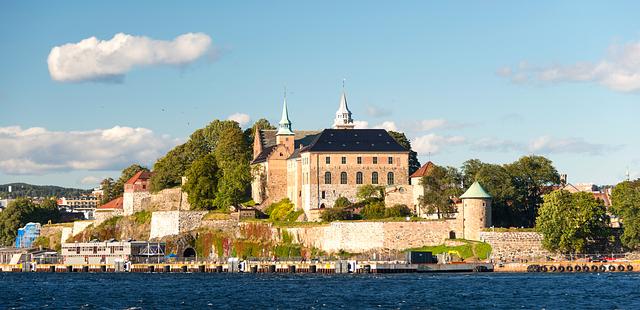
top-left (277, 87), bottom-right (294, 136)
top-left (342, 78), bottom-right (345, 90)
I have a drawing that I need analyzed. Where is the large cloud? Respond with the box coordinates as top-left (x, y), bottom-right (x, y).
top-left (227, 113), bottom-right (251, 127)
top-left (411, 134), bottom-right (465, 155)
top-left (500, 40), bottom-right (640, 92)
top-left (0, 126), bottom-right (179, 175)
top-left (48, 32), bottom-right (212, 82)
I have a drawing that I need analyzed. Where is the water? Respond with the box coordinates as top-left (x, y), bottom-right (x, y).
top-left (1, 272), bottom-right (639, 309)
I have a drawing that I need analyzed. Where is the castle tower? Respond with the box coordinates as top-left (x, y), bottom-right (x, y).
top-left (333, 88), bottom-right (354, 129)
top-left (460, 181), bottom-right (492, 241)
top-left (276, 96), bottom-right (295, 151)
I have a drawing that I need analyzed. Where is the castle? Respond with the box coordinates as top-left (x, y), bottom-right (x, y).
top-left (250, 89), bottom-right (493, 240)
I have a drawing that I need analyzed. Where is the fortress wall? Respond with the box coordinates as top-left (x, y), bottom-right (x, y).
top-left (286, 220), bottom-right (460, 253)
top-left (140, 188), bottom-right (190, 212)
top-left (72, 220), bottom-right (95, 236)
top-left (479, 231), bottom-right (551, 260)
top-left (149, 211), bottom-right (207, 239)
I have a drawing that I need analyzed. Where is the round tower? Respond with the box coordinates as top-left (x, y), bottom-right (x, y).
top-left (460, 181), bottom-right (492, 241)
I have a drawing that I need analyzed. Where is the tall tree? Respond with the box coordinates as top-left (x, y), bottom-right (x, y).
top-left (183, 153), bottom-right (219, 210)
top-left (536, 190), bottom-right (609, 253)
top-left (505, 155), bottom-right (560, 227)
top-left (418, 164), bottom-right (462, 218)
top-left (99, 178), bottom-right (117, 205)
top-left (244, 118), bottom-right (276, 146)
top-left (388, 131), bottom-right (421, 175)
top-left (113, 164), bottom-right (149, 195)
top-left (212, 122), bottom-right (252, 208)
top-left (611, 179), bottom-right (640, 249)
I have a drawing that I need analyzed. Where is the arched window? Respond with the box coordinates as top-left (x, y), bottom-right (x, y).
top-left (324, 172), bottom-right (331, 184)
top-left (387, 172), bottom-right (394, 185)
top-left (356, 172), bottom-right (363, 184)
top-left (449, 231), bottom-right (456, 239)
top-left (340, 172), bottom-right (348, 184)
top-left (371, 172), bottom-right (378, 184)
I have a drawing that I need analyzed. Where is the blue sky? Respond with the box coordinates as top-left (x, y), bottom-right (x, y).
top-left (1, 1), bottom-right (639, 188)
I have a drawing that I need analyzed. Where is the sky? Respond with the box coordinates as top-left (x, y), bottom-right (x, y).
top-left (1, 1), bottom-right (639, 188)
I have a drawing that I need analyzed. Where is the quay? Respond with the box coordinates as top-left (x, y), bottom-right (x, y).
top-left (0, 261), bottom-right (494, 274)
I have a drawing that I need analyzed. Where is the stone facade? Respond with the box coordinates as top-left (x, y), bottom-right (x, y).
top-left (149, 211), bottom-right (208, 239)
top-left (140, 187), bottom-right (190, 211)
top-left (479, 231), bottom-right (551, 261)
top-left (462, 198), bottom-right (492, 241)
top-left (72, 220), bottom-right (95, 237)
top-left (94, 208), bottom-right (124, 226)
top-left (123, 191), bottom-right (151, 216)
top-left (285, 220), bottom-right (463, 253)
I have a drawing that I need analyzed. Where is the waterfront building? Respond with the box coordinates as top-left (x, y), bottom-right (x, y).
top-left (251, 90), bottom-right (409, 219)
top-left (61, 240), bottom-right (166, 265)
top-left (15, 222), bottom-right (41, 249)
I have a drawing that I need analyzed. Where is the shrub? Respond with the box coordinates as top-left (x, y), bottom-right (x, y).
top-left (132, 210), bottom-right (152, 225)
top-left (265, 198), bottom-right (298, 223)
top-left (320, 208), bottom-right (351, 222)
top-left (384, 204), bottom-right (412, 218)
top-left (357, 185), bottom-right (385, 200)
top-left (361, 201), bottom-right (386, 219)
top-left (334, 196), bottom-right (352, 209)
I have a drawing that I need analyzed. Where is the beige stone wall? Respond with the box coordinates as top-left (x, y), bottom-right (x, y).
top-left (461, 198), bottom-right (492, 241)
top-left (140, 187), bottom-right (190, 211)
top-left (72, 220), bottom-right (95, 236)
top-left (93, 209), bottom-right (124, 226)
top-left (384, 185), bottom-right (414, 208)
top-left (123, 191), bottom-right (151, 215)
top-left (479, 231), bottom-right (551, 261)
top-left (149, 211), bottom-right (207, 239)
top-left (285, 220), bottom-right (462, 253)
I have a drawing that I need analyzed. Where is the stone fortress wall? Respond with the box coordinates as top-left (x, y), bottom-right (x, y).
top-left (479, 231), bottom-right (550, 260)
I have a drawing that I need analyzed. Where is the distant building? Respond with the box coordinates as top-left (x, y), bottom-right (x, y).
top-left (57, 196), bottom-right (99, 219)
top-left (94, 197), bottom-right (124, 225)
top-left (61, 241), bottom-right (166, 265)
top-left (15, 222), bottom-right (41, 248)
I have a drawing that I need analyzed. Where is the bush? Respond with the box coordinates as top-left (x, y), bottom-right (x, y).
top-left (132, 210), bottom-right (152, 225)
top-left (320, 208), bottom-right (351, 222)
top-left (265, 198), bottom-right (298, 223)
top-left (384, 204), bottom-right (412, 218)
top-left (361, 201), bottom-right (386, 219)
top-left (334, 197), bottom-right (352, 209)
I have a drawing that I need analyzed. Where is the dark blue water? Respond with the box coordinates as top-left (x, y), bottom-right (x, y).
top-left (1, 272), bottom-right (639, 309)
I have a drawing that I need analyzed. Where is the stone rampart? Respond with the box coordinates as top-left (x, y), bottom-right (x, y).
top-left (285, 220), bottom-right (460, 253)
top-left (72, 220), bottom-right (95, 236)
top-left (479, 231), bottom-right (551, 260)
top-left (140, 188), bottom-right (190, 212)
top-left (149, 211), bottom-right (207, 239)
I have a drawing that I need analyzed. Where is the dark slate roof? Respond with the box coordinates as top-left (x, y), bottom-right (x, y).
top-left (251, 145), bottom-right (276, 164)
top-left (258, 130), bottom-right (320, 149)
top-left (302, 129), bottom-right (408, 153)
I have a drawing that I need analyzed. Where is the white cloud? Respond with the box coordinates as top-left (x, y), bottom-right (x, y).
top-left (0, 126), bottom-right (179, 175)
top-left (80, 176), bottom-right (103, 185)
top-left (471, 138), bottom-right (524, 153)
top-left (500, 40), bottom-right (640, 92)
top-left (528, 136), bottom-right (613, 155)
top-left (374, 121), bottom-right (398, 131)
top-left (411, 134), bottom-right (465, 155)
top-left (353, 121), bottom-right (369, 129)
top-left (227, 113), bottom-right (251, 127)
top-left (48, 32), bottom-right (212, 82)
top-left (417, 119), bottom-right (448, 131)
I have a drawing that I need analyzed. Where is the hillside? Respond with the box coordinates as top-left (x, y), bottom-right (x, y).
top-left (0, 183), bottom-right (91, 199)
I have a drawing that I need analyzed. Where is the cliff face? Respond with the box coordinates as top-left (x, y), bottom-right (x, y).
top-left (68, 211), bottom-right (152, 242)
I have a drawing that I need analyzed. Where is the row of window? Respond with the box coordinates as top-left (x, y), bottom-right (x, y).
top-left (326, 156), bottom-right (394, 165)
top-left (324, 171), bottom-right (394, 185)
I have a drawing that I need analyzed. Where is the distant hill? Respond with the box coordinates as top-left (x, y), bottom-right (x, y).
top-left (0, 183), bottom-right (91, 199)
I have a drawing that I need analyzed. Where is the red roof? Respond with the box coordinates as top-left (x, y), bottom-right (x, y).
top-left (97, 197), bottom-right (123, 209)
top-left (125, 170), bottom-right (153, 185)
top-left (410, 161), bottom-right (435, 178)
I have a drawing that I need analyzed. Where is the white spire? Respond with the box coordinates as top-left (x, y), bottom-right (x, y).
top-left (277, 90), bottom-right (294, 135)
top-left (333, 80), bottom-right (354, 129)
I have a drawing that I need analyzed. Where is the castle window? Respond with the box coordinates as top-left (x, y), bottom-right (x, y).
top-left (388, 157), bottom-right (393, 164)
top-left (372, 172), bottom-right (378, 184)
top-left (326, 157), bottom-right (331, 164)
top-left (324, 172), bottom-right (332, 184)
top-left (373, 157), bottom-right (378, 164)
top-left (321, 191), bottom-right (325, 199)
top-left (341, 156), bottom-right (346, 164)
top-left (340, 172), bottom-right (347, 184)
top-left (357, 157), bottom-right (362, 164)
top-left (387, 172), bottom-right (394, 185)
top-left (356, 172), bottom-right (363, 184)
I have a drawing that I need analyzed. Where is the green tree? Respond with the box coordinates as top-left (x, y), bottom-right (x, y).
top-left (385, 204), bottom-right (412, 218)
top-left (356, 185), bottom-right (385, 201)
top-left (320, 207), bottom-right (351, 222)
top-left (611, 179), bottom-right (640, 249)
top-left (212, 122), bottom-right (252, 208)
top-left (0, 198), bottom-right (61, 245)
top-left (388, 131), bottom-right (421, 175)
top-left (418, 164), bottom-right (462, 218)
top-left (471, 162), bottom-right (517, 227)
top-left (183, 153), bottom-right (219, 210)
top-left (334, 197), bottom-right (352, 209)
top-left (244, 118), bottom-right (276, 146)
top-left (361, 200), bottom-right (386, 219)
top-left (99, 178), bottom-right (117, 205)
top-left (506, 155), bottom-right (560, 227)
top-left (537, 190), bottom-right (609, 253)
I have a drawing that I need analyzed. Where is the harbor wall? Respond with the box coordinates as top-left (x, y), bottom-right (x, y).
top-left (479, 231), bottom-right (550, 260)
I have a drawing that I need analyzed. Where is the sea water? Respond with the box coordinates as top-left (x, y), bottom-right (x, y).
top-left (1, 272), bottom-right (639, 309)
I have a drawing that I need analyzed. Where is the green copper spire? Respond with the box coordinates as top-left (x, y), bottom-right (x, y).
top-left (277, 95), bottom-right (294, 135)
top-left (460, 181), bottom-right (492, 199)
